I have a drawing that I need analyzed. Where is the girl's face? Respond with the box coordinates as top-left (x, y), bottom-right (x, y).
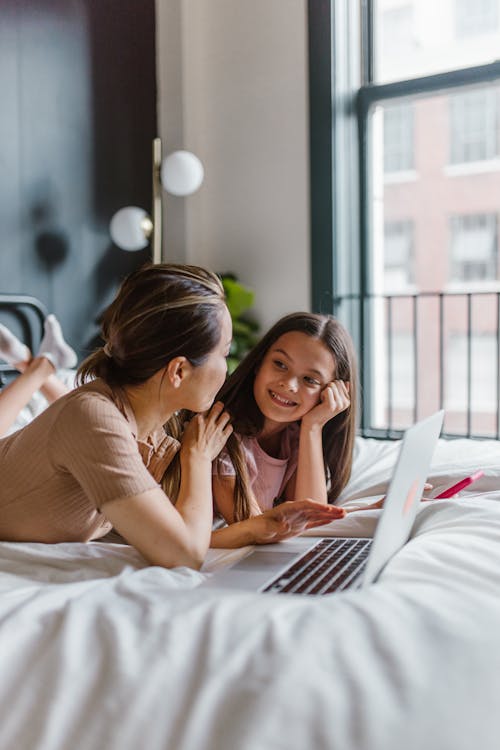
top-left (253, 331), bottom-right (336, 428)
top-left (181, 305), bottom-right (233, 413)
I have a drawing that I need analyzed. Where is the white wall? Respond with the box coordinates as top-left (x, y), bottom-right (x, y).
top-left (156, 0), bottom-right (310, 331)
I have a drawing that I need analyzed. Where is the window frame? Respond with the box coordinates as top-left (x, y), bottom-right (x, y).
top-left (308, 0), bottom-right (500, 433)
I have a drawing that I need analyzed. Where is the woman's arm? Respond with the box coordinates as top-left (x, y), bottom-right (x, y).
top-left (100, 484), bottom-right (210, 569)
top-left (103, 404), bottom-right (232, 569)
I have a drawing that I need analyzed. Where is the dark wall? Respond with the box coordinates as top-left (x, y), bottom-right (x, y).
top-left (0, 0), bottom-right (156, 357)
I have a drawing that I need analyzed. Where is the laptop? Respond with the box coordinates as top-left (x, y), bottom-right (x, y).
top-left (202, 410), bottom-right (444, 595)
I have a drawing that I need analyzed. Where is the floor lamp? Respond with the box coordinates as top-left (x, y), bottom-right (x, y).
top-left (110, 137), bottom-right (204, 262)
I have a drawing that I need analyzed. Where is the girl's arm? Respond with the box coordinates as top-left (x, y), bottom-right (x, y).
top-left (212, 475), bottom-right (238, 524)
top-left (289, 422), bottom-right (328, 503)
top-left (286, 380), bottom-right (351, 505)
top-left (213, 474), bottom-right (261, 524)
top-left (210, 500), bottom-right (346, 548)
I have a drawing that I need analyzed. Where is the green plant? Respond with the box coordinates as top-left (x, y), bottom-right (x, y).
top-left (221, 273), bottom-right (260, 373)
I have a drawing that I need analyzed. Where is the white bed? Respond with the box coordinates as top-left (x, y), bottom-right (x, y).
top-left (1, 433), bottom-right (500, 750)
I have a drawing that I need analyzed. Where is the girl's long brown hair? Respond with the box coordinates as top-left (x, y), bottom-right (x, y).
top-left (216, 312), bottom-right (358, 521)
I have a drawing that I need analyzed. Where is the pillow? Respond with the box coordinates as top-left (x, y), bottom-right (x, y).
top-left (337, 436), bottom-right (500, 504)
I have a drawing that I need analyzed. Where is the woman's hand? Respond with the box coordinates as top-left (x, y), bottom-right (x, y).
top-left (180, 401), bottom-right (232, 463)
top-left (301, 380), bottom-right (350, 430)
top-left (250, 500), bottom-right (346, 544)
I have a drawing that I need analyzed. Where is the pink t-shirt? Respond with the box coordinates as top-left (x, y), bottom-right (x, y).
top-left (213, 424), bottom-right (300, 511)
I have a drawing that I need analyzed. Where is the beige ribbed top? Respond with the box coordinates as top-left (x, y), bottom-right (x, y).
top-left (0, 379), bottom-right (180, 543)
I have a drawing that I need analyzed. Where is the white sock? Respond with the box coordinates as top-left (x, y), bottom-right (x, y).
top-left (0, 323), bottom-right (31, 365)
top-left (38, 314), bottom-right (77, 370)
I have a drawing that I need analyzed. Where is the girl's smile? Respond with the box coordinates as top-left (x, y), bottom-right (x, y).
top-left (253, 331), bottom-right (336, 429)
top-left (268, 389), bottom-right (298, 408)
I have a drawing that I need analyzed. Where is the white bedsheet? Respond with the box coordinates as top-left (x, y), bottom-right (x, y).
top-left (1, 436), bottom-right (500, 750)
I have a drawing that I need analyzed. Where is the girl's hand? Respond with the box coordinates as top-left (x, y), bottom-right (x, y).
top-left (251, 500), bottom-right (345, 544)
top-left (180, 401), bottom-right (233, 463)
top-left (302, 380), bottom-right (350, 430)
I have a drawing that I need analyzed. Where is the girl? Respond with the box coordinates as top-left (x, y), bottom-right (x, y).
top-left (0, 315), bottom-right (76, 437)
top-left (0, 266), bottom-right (343, 569)
top-left (211, 312), bottom-right (356, 546)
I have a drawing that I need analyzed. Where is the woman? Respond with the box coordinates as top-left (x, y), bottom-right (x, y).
top-left (0, 264), bottom-right (342, 569)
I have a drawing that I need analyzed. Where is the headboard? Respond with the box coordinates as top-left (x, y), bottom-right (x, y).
top-left (0, 294), bottom-right (47, 386)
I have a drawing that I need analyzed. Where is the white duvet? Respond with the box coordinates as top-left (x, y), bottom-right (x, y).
top-left (1, 436), bottom-right (500, 750)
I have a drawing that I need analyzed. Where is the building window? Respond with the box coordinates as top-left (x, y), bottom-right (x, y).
top-left (450, 213), bottom-right (498, 281)
top-left (455, 0), bottom-right (498, 38)
top-left (450, 89), bottom-right (499, 164)
top-left (384, 103), bottom-right (414, 173)
top-left (384, 220), bottom-right (414, 290)
top-left (446, 333), bottom-right (498, 412)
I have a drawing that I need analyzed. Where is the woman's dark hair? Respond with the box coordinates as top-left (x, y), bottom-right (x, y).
top-left (77, 263), bottom-right (227, 503)
top-left (77, 263), bottom-right (226, 387)
top-left (216, 312), bottom-right (358, 521)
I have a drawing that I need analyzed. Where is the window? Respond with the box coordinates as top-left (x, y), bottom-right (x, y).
top-left (455, 0), bottom-right (499, 38)
top-left (450, 214), bottom-right (498, 281)
top-left (450, 89), bottom-right (499, 164)
top-left (390, 333), bottom-right (414, 412)
top-left (384, 220), bottom-right (414, 289)
top-left (384, 103), bottom-right (414, 173)
top-left (309, 1), bottom-right (500, 436)
top-left (374, 0), bottom-right (500, 83)
top-left (446, 333), bottom-right (498, 413)
top-left (381, 5), bottom-right (414, 55)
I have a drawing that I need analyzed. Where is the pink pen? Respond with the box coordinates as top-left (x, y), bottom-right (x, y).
top-left (435, 470), bottom-right (484, 499)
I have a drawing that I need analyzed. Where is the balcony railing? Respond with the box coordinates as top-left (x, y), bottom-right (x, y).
top-left (332, 290), bottom-right (500, 440)
top-left (1, 291), bottom-right (499, 442)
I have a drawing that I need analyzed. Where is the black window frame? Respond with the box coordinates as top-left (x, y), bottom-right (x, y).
top-left (308, 0), bottom-right (500, 434)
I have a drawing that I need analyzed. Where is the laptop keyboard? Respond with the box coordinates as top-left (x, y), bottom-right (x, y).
top-left (262, 538), bottom-right (372, 595)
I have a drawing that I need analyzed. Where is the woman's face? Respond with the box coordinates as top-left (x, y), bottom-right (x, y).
top-left (183, 305), bottom-right (233, 412)
top-left (253, 331), bottom-right (336, 428)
